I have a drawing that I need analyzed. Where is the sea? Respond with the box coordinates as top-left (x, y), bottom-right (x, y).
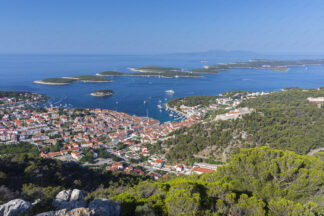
top-left (1, 53), bottom-right (324, 122)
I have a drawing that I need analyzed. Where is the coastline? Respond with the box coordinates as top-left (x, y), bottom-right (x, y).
top-left (90, 92), bottom-right (113, 97)
top-left (63, 77), bottom-right (111, 82)
top-left (33, 80), bottom-right (70, 85)
top-left (97, 73), bottom-right (200, 78)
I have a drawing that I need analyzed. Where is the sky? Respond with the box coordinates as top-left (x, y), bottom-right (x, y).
top-left (1, 0), bottom-right (324, 54)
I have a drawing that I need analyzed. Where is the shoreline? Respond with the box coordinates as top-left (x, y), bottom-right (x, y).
top-left (33, 80), bottom-right (70, 85)
top-left (63, 77), bottom-right (111, 82)
top-left (90, 92), bottom-right (113, 97)
top-left (97, 73), bottom-right (200, 78)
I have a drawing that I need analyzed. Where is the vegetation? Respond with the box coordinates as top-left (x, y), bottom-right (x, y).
top-left (70, 75), bottom-right (111, 82)
top-left (134, 66), bottom-right (180, 73)
top-left (164, 88), bottom-right (324, 164)
top-left (97, 71), bottom-right (124, 76)
top-left (188, 68), bottom-right (219, 73)
top-left (206, 59), bottom-right (324, 70)
top-left (39, 78), bottom-right (74, 84)
top-left (0, 154), bottom-right (147, 206)
top-left (168, 96), bottom-right (218, 108)
top-left (91, 89), bottom-right (114, 96)
top-left (111, 147), bottom-right (323, 215)
top-left (0, 143), bottom-right (39, 156)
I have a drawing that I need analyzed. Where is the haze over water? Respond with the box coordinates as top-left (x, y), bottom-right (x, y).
top-left (1, 53), bottom-right (324, 122)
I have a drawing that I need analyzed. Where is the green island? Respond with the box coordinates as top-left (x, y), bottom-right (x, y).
top-left (96, 71), bottom-right (125, 76)
top-left (98, 70), bottom-right (202, 78)
top-left (90, 89), bottom-right (115, 97)
top-left (129, 65), bottom-right (180, 73)
top-left (190, 58), bottom-right (324, 73)
top-left (66, 75), bottom-right (111, 82)
top-left (33, 78), bottom-right (75, 85)
top-left (34, 75), bottom-right (111, 85)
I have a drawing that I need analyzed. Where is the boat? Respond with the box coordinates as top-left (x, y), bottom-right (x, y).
top-left (144, 100), bottom-right (147, 104)
top-left (165, 89), bottom-right (175, 95)
top-left (200, 60), bottom-right (208, 63)
top-left (157, 104), bottom-right (162, 109)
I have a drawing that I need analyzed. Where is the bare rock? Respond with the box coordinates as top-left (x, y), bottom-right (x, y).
top-left (53, 189), bottom-right (86, 211)
top-left (70, 189), bottom-right (84, 201)
top-left (0, 199), bottom-right (32, 216)
top-left (36, 208), bottom-right (95, 216)
top-left (55, 190), bottom-right (72, 201)
top-left (89, 199), bottom-right (120, 216)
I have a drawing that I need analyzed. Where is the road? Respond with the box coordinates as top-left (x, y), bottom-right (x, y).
top-left (308, 147), bottom-right (324, 156)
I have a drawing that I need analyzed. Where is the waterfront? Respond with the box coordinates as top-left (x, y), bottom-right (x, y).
top-left (1, 54), bottom-right (324, 122)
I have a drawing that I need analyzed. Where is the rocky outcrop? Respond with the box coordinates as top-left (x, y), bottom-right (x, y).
top-left (0, 199), bottom-right (32, 216)
top-left (89, 199), bottom-right (120, 216)
top-left (52, 189), bottom-right (87, 211)
top-left (36, 208), bottom-right (95, 216)
top-left (2, 189), bottom-right (120, 216)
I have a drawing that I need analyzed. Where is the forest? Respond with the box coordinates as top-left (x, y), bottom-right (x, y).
top-left (164, 88), bottom-right (324, 164)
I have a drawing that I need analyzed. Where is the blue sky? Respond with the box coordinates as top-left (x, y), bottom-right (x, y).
top-left (1, 0), bottom-right (324, 54)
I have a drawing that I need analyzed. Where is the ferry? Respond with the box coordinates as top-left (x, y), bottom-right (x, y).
top-left (165, 89), bottom-right (175, 95)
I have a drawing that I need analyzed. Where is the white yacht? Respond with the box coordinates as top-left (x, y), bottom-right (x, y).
top-left (165, 89), bottom-right (175, 95)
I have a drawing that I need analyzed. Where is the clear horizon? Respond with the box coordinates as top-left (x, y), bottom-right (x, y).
top-left (1, 0), bottom-right (324, 54)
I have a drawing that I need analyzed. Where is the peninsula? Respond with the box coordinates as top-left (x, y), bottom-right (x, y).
top-left (90, 89), bottom-right (114, 97)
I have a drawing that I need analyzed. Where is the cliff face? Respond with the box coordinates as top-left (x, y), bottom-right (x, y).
top-left (0, 189), bottom-right (120, 216)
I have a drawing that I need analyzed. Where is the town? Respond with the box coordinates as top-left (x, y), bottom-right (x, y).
top-left (0, 90), bottom-right (269, 180)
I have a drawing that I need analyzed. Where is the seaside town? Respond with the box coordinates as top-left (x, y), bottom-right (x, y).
top-left (0, 90), bottom-right (269, 180)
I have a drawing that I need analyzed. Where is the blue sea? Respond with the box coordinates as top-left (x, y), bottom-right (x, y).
top-left (1, 53), bottom-right (324, 122)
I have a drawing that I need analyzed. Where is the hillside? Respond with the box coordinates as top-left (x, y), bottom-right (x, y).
top-left (162, 88), bottom-right (324, 164)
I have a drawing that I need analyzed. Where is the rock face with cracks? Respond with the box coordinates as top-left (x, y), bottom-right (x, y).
top-left (0, 189), bottom-right (121, 216)
top-left (0, 199), bottom-right (32, 216)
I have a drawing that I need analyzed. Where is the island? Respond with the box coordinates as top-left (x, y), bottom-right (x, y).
top-left (34, 75), bottom-right (111, 85)
top-left (97, 68), bottom-right (202, 78)
top-left (64, 75), bottom-right (111, 82)
top-left (128, 65), bottom-right (180, 73)
top-left (90, 89), bottom-right (115, 97)
top-left (33, 78), bottom-right (74, 85)
top-left (190, 58), bottom-right (324, 73)
top-left (96, 71), bottom-right (125, 76)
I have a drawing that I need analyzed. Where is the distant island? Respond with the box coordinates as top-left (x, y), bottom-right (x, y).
top-left (64, 75), bottom-right (111, 82)
top-left (34, 75), bottom-right (111, 85)
top-left (90, 89), bottom-right (114, 97)
top-left (33, 78), bottom-right (74, 85)
top-left (128, 65), bottom-right (180, 73)
top-left (96, 71), bottom-right (125, 76)
top-left (34, 59), bottom-right (324, 86)
top-left (97, 68), bottom-right (202, 78)
top-left (190, 59), bottom-right (324, 73)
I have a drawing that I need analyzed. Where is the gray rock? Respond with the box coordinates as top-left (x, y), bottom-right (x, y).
top-left (36, 208), bottom-right (95, 216)
top-left (70, 189), bottom-right (84, 201)
top-left (89, 199), bottom-right (120, 216)
top-left (35, 211), bottom-right (55, 216)
top-left (55, 190), bottom-right (72, 201)
top-left (0, 199), bottom-right (32, 216)
top-left (53, 189), bottom-right (87, 211)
